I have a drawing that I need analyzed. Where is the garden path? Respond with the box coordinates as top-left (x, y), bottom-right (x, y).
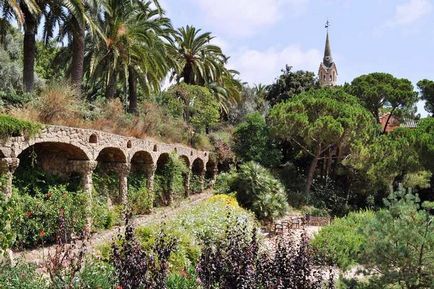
top-left (15, 191), bottom-right (213, 267)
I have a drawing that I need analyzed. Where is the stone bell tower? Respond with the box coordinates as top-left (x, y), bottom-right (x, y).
top-left (318, 22), bottom-right (338, 87)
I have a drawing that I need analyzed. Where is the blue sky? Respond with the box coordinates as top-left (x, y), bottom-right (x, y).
top-left (163, 0), bottom-right (433, 116)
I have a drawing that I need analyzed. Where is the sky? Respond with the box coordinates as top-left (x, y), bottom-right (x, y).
top-left (163, 0), bottom-right (434, 116)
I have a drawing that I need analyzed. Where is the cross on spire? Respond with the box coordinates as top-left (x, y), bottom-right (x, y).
top-left (325, 20), bottom-right (330, 31)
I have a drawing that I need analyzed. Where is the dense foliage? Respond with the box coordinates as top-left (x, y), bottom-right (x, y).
top-left (311, 210), bottom-right (375, 269)
top-left (233, 113), bottom-right (282, 167)
top-left (216, 162), bottom-right (288, 221)
top-left (312, 191), bottom-right (434, 288)
top-left (197, 224), bottom-right (333, 289)
top-left (0, 114), bottom-right (42, 139)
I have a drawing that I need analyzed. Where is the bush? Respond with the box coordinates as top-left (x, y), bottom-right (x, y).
top-left (0, 114), bottom-right (42, 139)
top-left (112, 217), bottom-right (177, 289)
top-left (154, 153), bottom-right (188, 206)
top-left (167, 267), bottom-right (199, 289)
top-left (358, 191), bottom-right (434, 289)
top-left (128, 174), bottom-right (154, 215)
top-left (136, 195), bottom-right (256, 273)
top-left (221, 162), bottom-right (288, 221)
top-left (9, 185), bottom-right (87, 249)
top-left (197, 221), bottom-right (333, 289)
top-left (233, 113), bottom-right (282, 167)
top-left (0, 262), bottom-right (48, 289)
top-left (311, 210), bottom-right (375, 270)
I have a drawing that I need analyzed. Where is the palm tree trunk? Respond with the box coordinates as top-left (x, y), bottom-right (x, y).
top-left (70, 22), bottom-right (85, 91)
top-left (183, 63), bottom-right (193, 84)
top-left (22, 5), bottom-right (37, 92)
top-left (128, 67), bottom-right (138, 114)
top-left (105, 72), bottom-right (117, 99)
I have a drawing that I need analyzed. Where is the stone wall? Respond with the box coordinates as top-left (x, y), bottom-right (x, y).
top-left (0, 125), bottom-right (215, 201)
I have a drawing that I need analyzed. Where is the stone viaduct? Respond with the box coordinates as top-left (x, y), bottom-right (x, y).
top-left (0, 125), bottom-right (216, 203)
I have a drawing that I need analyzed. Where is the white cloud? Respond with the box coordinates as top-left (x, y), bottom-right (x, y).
top-left (230, 45), bottom-right (321, 85)
top-left (189, 0), bottom-right (309, 37)
top-left (388, 0), bottom-right (432, 27)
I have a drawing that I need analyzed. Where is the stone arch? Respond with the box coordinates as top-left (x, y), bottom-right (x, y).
top-left (179, 155), bottom-right (190, 168)
top-left (127, 140), bottom-right (132, 148)
top-left (205, 159), bottom-right (217, 188)
top-left (192, 158), bottom-right (204, 175)
top-left (14, 142), bottom-right (90, 192)
top-left (94, 147), bottom-right (128, 205)
top-left (96, 147), bottom-right (127, 163)
top-left (191, 158), bottom-right (205, 194)
top-left (129, 150), bottom-right (155, 195)
top-left (156, 153), bottom-right (170, 173)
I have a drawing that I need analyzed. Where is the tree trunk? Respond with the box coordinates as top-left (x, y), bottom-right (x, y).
top-left (382, 107), bottom-right (396, 134)
top-left (127, 67), bottom-right (138, 114)
top-left (70, 22), bottom-right (85, 91)
top-left (183, 63), bottom-right (193, 84)
top-left (305, 144), bottom-right (322, 194)
top-left (22, 5), bottom-right (37, 92)
top-left (105, 72), bottom-right (117, 99)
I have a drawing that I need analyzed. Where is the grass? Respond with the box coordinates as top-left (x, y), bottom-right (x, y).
top-left (0, 114), bottom-right (42, 139)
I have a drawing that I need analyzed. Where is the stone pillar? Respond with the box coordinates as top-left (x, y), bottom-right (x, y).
top-left (146, 164), bottom-right (157, 192)
top-left (184, 169), bottom-right (191, 197)
top-left (69, 160), bottom-right (97, 235)
top-left (210, 167), bottom-right (218, 187)
top-left (0, 158), bottom-right (19, 198)
top-left (114, 163), bottom-right (130, 207)
top-left (199, 169), bottom-right (206, 193)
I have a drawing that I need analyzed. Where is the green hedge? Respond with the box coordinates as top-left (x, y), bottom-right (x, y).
top-left (0, 114), bottom-right (42, 139)
top-left (9, 185), bottom-right (87, 249)
top-left (311, 210), bottom-right (375, 270)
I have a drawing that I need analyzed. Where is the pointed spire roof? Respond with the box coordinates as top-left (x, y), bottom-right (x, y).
top-left (322, 31), bottom-right (333, 68)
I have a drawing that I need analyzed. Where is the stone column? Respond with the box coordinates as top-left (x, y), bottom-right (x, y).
top-left (0, 158), bottom-right (19, 198)
top-left (114, 163), bottom-right (130, 207)
top-left (210, 167), bottom-right (218, 187)
top-left (69, 160), bottom-right (97, 235)
top-left (146, 164), bottom-right (157, 192)
top-left (199, 169), bottom-right (206, 193)
top-left (184, 169), bottom-right (191, 197)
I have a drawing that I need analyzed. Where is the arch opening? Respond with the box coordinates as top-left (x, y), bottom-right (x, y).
top-left (205, 159), bottom-right (217, 189)
top-left (14, 142), bottom-right (89, 194)
top-left (89, 134), bottom-right (98, 144)
top-left (94, 147), bottom-right (127, 205)
top-left (191, 158), bottom-right (205, 194)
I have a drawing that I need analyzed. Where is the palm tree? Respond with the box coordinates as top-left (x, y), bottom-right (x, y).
top-left (42, 0), bottom-right (101, 90)
top-left (168, 25), bottom-right (227, 85)
top-left (0, 0), bottom-right (41, 92)
top-left (85, 0), bottom-right (172, 113)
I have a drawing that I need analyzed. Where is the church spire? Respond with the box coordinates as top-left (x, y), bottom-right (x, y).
top-left (323, 31), bottom-right (333, 67)
top-left (318, 20), bottom-right (338, 87)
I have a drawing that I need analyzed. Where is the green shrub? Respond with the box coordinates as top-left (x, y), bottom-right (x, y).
top-left (167, 266), bottom-right (199, 289)
top-left (136, 195), bottom-right (256, 273)
top-left (75, 260), bottom-right (115, 289)
top-left (358, 191), bottom-right (434, 289)
top-left (91, 197), bottom-right (121, 230)
top-left (0, 115), bottom-right (42, 139)
top-left (0, 262), bottom-right (48, 289)
top-left (154, 153), bottom-right (188, 206)
top-left (93, 171), bottom-right (121, 204)
top-left (223, 162), bottom-right (289, 221)
top-left (311, 210), bottom-right (375, 270)
top-left (9, 185), bottom-right (87, 249)
top-left (189, 174), bottom-right (202, 194)
top-left (214, 171), bottom-right (237, 194)
top-left (233, 112), bottom-right (282, 167)
top-left (128, 174), bottom-right (154, 215)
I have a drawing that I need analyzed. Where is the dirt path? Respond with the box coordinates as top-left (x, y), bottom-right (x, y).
top-left (15, 192), bottom-right (213, 266)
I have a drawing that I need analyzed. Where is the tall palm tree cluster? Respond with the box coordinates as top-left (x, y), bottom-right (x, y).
top-left (0, 0), bottom-right (241, 113)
